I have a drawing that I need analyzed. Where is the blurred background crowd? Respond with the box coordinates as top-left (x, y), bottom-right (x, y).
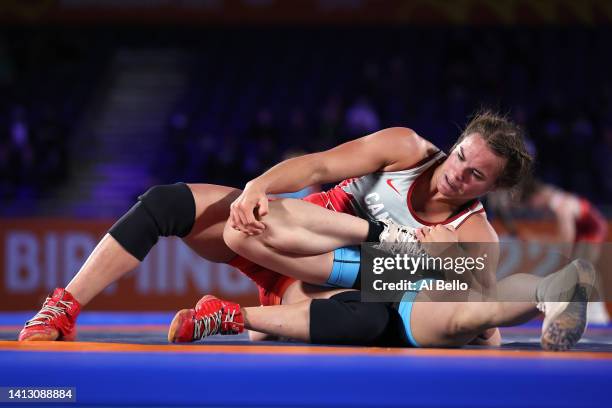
top-left (0, 0), bottom-right (610, 218)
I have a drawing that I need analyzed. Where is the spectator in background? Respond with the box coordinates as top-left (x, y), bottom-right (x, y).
top-left (10, 104), bottom-right (36, 196)
top-left (154, 112), bottom-right (193, 183)
top-left (197, 128), bottom-right (246, 188)
top-left (487, 176), bottom-right (609, 324)
top-left (217, 129), bottom-right (246, 187)
top-left (316, 92), bottom-right (343, 151)
top-left (35, 104), bottom-right (70, 189)
top-left (379, 56), bottom-right (410, 126)
top-left (3, 27), bottom-right (612, 216)
top-left (567, 113), bottom-right (598, 199)
top-left (0, 133), bottom-right (15, 197)
top-left (0, 40), bottom-right (14, 92)
top-left (344, 96), bottom-right (379, 139)
top-left (243, 107), bottom-right (281, 178)
top-left (286, 106), bottom-right (310, 152)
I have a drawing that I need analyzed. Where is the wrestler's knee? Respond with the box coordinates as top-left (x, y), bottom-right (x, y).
top-left (223, 210), bottom-right (291, 254)
top-left (222, 219), bottom-right (243, 251)
top-left (258, 200), bottom-right (297, 245)
top-left (140, 184), bottom-right (196, 236)
top-left (108, 183), bottom-right (196, 261)
top-left (222, 218), bottom-right (265, 254)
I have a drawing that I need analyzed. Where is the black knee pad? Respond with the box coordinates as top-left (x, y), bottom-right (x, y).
top-left (310, 291), bottom-right (391, 345)
top-left (108, 183), bottom-right (196, 261)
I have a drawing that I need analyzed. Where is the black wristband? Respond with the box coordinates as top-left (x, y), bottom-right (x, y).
top-left (366, 219), bottom-right (385, 242)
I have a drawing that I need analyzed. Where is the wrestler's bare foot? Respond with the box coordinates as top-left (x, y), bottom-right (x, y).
top-left (539, 259), bottom-right (596, 351)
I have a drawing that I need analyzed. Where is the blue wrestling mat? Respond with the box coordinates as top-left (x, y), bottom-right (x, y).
top-left (1, 312), bottom-right (611, 407)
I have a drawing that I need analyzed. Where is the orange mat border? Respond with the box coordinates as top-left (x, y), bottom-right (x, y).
top-left (1, 325), bottom-right (611, 334)
top-left (1, 340), bottom-right (612, 361)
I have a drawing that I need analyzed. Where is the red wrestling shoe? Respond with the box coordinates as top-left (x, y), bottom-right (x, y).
top-left (167, 295), bottom-right (244, 343)
top-left (18, 288), bottom-right (81, 341)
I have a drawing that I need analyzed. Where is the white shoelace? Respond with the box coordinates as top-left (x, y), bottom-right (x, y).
top-left (193, 307), bottom-right (240, 339)
top-left (379, 219), bottom-right (418, 243)
top-left (194, 310), bottom-right (222, 339)
top-left (225, 309), bottom-right (236, 324)
top-left (24, 298), bottom-right (73, 328)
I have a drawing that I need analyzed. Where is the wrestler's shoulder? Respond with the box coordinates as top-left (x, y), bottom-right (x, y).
top-left (373, 127), bottom-right (441, 169)
top-left (374, 127), bottom-right (437, 149)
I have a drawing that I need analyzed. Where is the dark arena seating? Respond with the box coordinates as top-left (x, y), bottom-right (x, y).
top-left (0, 1), bottom-right (611, 407)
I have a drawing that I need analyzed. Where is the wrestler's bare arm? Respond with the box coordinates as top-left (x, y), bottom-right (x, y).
top-left (230, 127), bottom-right (437, 234)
